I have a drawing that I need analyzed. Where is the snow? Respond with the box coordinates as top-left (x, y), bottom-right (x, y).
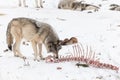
top-left (0, 0), bottom-right (120, 80)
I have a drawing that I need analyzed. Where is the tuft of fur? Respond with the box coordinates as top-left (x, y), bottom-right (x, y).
top-left (6, 21), bottom-right (13, 51)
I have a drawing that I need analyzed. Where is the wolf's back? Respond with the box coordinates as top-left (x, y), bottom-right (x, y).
top-left (6, 21), bottom-right (13, 50)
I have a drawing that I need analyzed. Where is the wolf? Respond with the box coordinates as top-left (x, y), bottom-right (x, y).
top-left (72, 1), bottom-right (99, 11)
top-left (109, 4), bottom-right (120, 11)
top-left (19, 0), bottom-right (43, 8)
top-left (58, 0), bottom-right (99, 11)
top-left (58, 0), bottom-right (76, 9)
top-left (6, 17), bottom-right (61, 61)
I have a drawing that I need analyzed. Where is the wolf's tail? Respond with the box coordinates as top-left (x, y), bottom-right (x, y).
top-left (6, 22), bottom-right (13, 51)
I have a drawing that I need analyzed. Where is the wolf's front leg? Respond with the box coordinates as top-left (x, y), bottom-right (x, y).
top-left (39, 0), bottom-right (43, 8)
top-left (38, 43), bottom-right (44, 60)
top-left (31, 41), bottom-right (40, 61)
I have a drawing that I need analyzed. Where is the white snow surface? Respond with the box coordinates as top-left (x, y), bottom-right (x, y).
top-left (0, 0), bottom-right (120, 80)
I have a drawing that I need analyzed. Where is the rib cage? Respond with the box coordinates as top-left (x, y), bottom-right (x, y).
top-left (46, 43), bottom-right (119, 72)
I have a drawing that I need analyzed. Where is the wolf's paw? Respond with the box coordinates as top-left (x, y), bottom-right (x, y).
top-left (34, 59), bottom-right (40, 62)
top-left (41, 58), bottom-right (45, 60)
top-left (39, 56), bottom-right (45, 60)
top-left (22, 56), bottom-right (26, 60)
top-left (14, 54), bottom-right (19, 57)
top-left (34, 56), bottom-right (45, 62)
top-left (34, 57), bottom-right (41, 62)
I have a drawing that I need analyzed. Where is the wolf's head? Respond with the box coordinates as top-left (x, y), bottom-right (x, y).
top-left (47, 40), bottom-right (62, 58)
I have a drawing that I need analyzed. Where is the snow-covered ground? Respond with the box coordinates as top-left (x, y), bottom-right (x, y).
top-left (0, 0), bottom-right (120, 80)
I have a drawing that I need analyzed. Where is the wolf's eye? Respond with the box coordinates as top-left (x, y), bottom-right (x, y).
top-left (48, 45), bottom-right (52, 48)
top-left (48, 42), bottom-right (53, 48)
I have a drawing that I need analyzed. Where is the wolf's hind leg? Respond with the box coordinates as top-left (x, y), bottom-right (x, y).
top-left (11, 26), bottom-right (26, 59)
top-left (13, 37), bottom-right (26, 59)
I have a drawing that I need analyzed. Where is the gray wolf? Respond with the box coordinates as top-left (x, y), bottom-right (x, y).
top-left (58, 0), bottom-right (75, 9)
top-left (58, 0), bottom-right (99, 11)
top-left (72, 1), bottom-right (99, 11)
top-left (19, 0), bottom-right (43, 8)
top-left (109, 4), bottom-right (120, 11)
top-left (6, 17), bottom-right (61, 61)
